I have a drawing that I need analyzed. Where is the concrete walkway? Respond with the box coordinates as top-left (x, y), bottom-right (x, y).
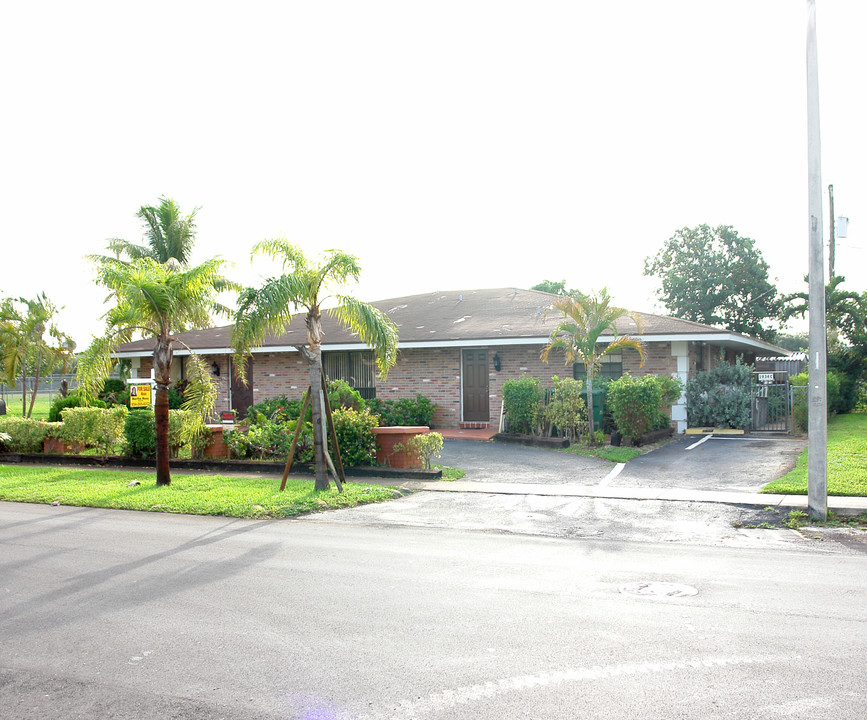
top-left (397, 479), bottom-right (867, 516)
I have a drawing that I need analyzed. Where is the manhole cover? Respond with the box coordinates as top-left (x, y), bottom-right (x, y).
top-left (619, 582), bottom-right (699, 598)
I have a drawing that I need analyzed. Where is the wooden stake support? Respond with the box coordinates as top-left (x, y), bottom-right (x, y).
top-left (279, 372), bottom-right (347, 492)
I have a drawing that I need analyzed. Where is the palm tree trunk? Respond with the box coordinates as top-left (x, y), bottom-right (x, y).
top-left (27, 348), bottom-right (42, 419)
top-left (154, 338), bottom-right (173, 486)
top-left (586, 372), bottom-right (596, 445)
top-left (308, 349), bottom-right (329, 492)
top-left (305, 308), bottom-right (330, 492)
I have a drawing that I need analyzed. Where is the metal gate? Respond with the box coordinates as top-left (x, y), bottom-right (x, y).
top-left (750, 371), bottom-right (790, 432)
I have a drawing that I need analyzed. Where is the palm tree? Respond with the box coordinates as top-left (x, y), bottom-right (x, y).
top-left (78, 257), bottom-right (230, 486)
top-left (540, 289), bottom-right (645, 445)
top-left (232, 239), bottom-right (399, 491)
top-left (106, 196), bottom-right (199, 264)
top-left (782, 275), bottom-right (866, 347)
top-left (0, 293), bottom-right (75, 417)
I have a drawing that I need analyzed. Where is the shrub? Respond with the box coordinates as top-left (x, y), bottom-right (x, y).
top-left (367, 394), bottom-right (437, 427)
top-left (330, 407), bottom-right (379, 466)
top-left (543, 376), bottom-right (587, 442)
top-left (607, 374), bottom-right (663, 444)
top-left (224, 416), bottom-right (313, 462)
top-left (0, 417), bottom-right (57, 453)
top-left (502, 376), bottom-right (542, 435)
top-left (685, 357), bottom-right (752, 429)
top-left (48, 392), bottom-right (106, 423)
top-left (656, 375), bottom-right (685, 406)
top-left (790, 370), bottom-right (849, 432)
top-left (124, 409), bottom-right (156, 457)
top-left (60, 406), bottom-right (128, 456)
top-left (403, 432), bottom-right (445, 469)
top-left (327, 379), bottom-right (366, 412)
top-left (244, 395), bottom-right (303, 423)
top-left (98, 378), bottom-right (128, 406)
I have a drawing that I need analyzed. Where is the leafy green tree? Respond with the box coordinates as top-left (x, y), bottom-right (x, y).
top-left (0, 293), bottom-right (75, 417)
top-left (644, 225), bottom-right (780, 340)
top-left (78, 258), bottom-right (227, 485)
top-left (774, 332), bottom-right (809, 353)
top-left (540, 289), bottom-right (645, 445)
top-left (531, 280), bottom-right (581, 297)
top-left (232, 239), bottom-right (399, 491)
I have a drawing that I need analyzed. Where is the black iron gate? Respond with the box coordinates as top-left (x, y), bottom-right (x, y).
top-left (750, 371), bottom-right (790, 432)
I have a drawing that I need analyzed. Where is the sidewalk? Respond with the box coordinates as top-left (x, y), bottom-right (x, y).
top-left (397, 479), bottom-right (867, 516)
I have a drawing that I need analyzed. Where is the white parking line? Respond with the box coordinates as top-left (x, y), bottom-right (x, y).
top-left (598, 462), bottom-right (626, 487)
top-left (686, 434), bottom-right (714, 450)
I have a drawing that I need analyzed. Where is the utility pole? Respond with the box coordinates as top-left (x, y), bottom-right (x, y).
top-left (828, 184), bottom-right (836, 280)
top-left (806, 0), bottom-right (828, 520)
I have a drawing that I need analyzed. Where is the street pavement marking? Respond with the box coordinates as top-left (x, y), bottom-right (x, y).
top-left (362, 654), bottom-right (799, 720)
top-left (686, 434), bottom-right (714, 450)
top-left (598, 462), bottom-right (626, 487)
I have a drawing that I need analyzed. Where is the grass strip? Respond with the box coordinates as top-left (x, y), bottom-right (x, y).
top-left (762, 412), bottom-right (867, 497)
top-left (0, 465), bottom-right (404, 518)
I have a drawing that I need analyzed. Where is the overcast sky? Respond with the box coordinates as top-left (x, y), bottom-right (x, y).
top-left (1, 1), bottom-right (864, 348)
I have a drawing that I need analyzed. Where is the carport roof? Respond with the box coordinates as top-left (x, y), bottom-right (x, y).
top-left (113, 287), bottom-right (788, 357)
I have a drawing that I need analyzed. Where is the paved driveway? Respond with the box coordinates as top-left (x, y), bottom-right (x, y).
top-left (439, 434), bottom-right (806, 492)
top-left (439, 439), bottom-right (613, 485)
top-left (614, 435), bottom-right (806, 492)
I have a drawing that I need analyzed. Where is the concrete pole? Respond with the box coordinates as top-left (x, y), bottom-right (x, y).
top-left (828, 184), bottom-right (836, 280)
top-left (806, 0), bottom-right (828, 520)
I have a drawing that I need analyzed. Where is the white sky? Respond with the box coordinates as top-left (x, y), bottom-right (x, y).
top-left (1, 1), bottom-right (864, 348)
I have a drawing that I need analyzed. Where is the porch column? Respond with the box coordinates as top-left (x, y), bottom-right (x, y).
top-left (670, 341), bottom-right (689, 434)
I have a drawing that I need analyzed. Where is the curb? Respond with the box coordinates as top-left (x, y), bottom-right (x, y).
top-left (398, 480), bottom-right (867, 516)
top-left (0, 452), bottom-right (442, 481)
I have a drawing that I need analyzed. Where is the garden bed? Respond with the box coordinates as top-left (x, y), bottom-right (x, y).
top-left (492, 433), bottom-right (570, 449)
top-left (0, 452), bottom-right (441, 480)
top-left (611, 426), bottom-right (674, 447)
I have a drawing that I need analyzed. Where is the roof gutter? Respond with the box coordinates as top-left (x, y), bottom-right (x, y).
top-left (111, 332), bottom-right (786, 358)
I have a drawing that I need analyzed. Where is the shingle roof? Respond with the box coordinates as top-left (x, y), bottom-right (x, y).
top-left (114, 288), bottom-right (785, 355)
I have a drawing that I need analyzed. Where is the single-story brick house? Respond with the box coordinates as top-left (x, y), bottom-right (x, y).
top-left (114, 287), bottom-right (788, 433)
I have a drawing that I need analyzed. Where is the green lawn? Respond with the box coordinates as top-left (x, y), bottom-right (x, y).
top-left (0, 465), bottom-right (404, 518)
top-left (562, 444), bottom-right (642, 463)
top-left (2, 393), bottom-right (52, 420)
top-left (762, 412), bottom-right (867, 497)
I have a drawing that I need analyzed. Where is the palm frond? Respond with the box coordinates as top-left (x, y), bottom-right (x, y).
top-left (332, 296), bottom-right (399, 377)
top-left (179, 352), bottom-right (218, 421)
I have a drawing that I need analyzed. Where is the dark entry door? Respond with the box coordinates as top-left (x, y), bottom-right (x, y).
top-left (231, 357), bottom-right (254, 419)
top-left (462, 349), bottom-right (489, 423)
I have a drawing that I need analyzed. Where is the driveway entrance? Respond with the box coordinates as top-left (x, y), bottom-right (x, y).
top-left (439, 434), bottom-right (806, 493)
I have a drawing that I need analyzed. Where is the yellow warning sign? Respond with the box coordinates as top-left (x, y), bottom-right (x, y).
top-left (129, 383), bottom-right (152, 408)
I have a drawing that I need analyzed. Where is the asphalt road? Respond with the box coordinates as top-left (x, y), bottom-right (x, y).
top-left (439, 435), bottom-right (807, 491)
top-left (1, 502), bottom-right (865, 719)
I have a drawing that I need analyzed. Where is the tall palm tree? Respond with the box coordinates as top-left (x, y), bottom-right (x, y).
top-left (782, 275), bottom-right (866, 347)
top-left (106, 196), bottom-right (199, 264)
top-left (78, 257), bottom-right (230, 486)
top-left (232, 239), bottom-right (399, 491)
top-left (541, 289), bottom-right (645, 445)
top-left (0, 293), bottom-right (75, 417)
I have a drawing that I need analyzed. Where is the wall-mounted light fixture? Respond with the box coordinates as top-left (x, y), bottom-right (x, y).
top-left (493, 353), bottom-right (501, 372)
top-left (211, 362), bottom-right (221, 377)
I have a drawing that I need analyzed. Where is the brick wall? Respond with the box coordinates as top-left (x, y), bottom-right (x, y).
top-left (377, 347), bottom-right (463, 428)
top-left (192, 340), bottom-right (699, 429)
top-left (622, 343), bottom-right (677, 377)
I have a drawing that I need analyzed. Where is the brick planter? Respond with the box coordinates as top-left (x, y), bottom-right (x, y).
top-left (200, 424), bottom-right (231, 459)
top-left (43, 436), bottom-right (82, 455)
top-left (371, 426), bottom-right (430, 469)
